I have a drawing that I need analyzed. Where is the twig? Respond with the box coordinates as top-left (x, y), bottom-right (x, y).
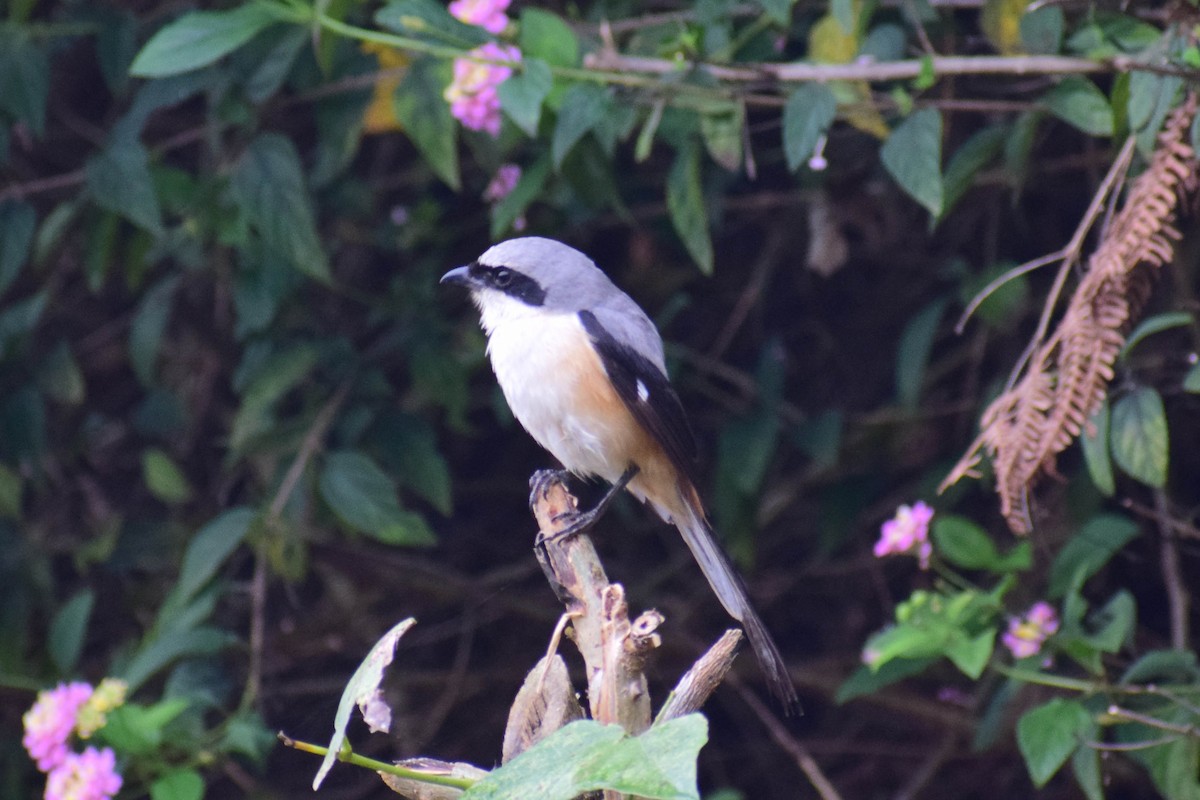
top-left (957, 137), bottom-right (1136, 340)
top-left (586, 52), bottom-right (1111, 83)
top-left (241, 382), bottom-right (352, 711)
top-left (892, 730), bottom-right (958, 800)
top-left (1120, 497), bottom-right (1200, 540)
top-left (1155, 490), bottom-right (1190, 651)
top-left (1106, 706), bottom-right (1200, 739)
top-left (728, 677), bottom-right (844, 800)
top-left (657, 629), bottom-right (744, 722)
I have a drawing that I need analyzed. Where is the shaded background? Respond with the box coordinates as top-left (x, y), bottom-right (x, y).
top-left (2, 0), bottom-right (1197, 798)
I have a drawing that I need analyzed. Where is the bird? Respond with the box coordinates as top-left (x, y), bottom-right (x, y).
top-left (441, 236), bottom-right (799, 712)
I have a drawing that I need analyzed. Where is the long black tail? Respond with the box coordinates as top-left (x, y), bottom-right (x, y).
top-left (676, 502), bottom-right (801, 713)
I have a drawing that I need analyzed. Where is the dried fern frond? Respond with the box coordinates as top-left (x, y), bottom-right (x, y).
top-left (942, 95), bottom-right (1200, 535)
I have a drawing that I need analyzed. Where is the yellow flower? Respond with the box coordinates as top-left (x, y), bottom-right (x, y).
top-left (361, 42), bottom-right (410, 134)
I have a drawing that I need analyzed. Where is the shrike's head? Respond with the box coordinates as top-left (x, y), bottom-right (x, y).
top-left (440, 237), bottom-right (621, 321)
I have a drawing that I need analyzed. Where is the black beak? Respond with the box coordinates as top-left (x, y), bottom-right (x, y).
top-left (440, 265), bottom-right (472, 287)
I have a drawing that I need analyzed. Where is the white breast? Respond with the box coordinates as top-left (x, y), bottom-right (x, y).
top-left (477, 294), bottom-right (625, 482)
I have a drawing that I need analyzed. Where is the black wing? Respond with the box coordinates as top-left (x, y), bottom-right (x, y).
top-left (578, 310), bottom-right (699, 487)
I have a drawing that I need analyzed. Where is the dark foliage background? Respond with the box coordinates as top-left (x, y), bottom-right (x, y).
top-left (2, 0), bottom-right (1198, 798)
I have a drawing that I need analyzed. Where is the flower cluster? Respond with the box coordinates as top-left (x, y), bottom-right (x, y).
top-left (448, 0), bottom-right (511, 34)
top-left (874, 501), bottom-right (934, 570)
top-left (1002, 601), bottom-right (1060, 659)
top-left (444, 42), bottom-right (520, 137)
top-left (444, 0), bottom-right (519, 136)
top-left (23, 679), bottom-right (126, 800)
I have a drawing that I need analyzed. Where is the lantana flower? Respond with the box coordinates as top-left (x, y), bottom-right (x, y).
top-left (874, 501), bottom-right (935, 570)
top-left (76, 678), bottom-right (128, 739)
top-left (1002, 601), bottom-right (1060, 659)
top-left (23, 682), bottom-right (93, 771)
top-left (45, 746), bottom-right (123, 800)
top-left (444, 43), bottom-right (521, 137)
top-left (448, 0), bottom-right (511, 34)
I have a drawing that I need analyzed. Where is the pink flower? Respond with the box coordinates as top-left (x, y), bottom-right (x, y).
top-left (448, 0), bottom-right (511, 34)
top-left (874, 501), bottom-right (934, 569)
top-left (23, 683), bottom-right (93, 772)
top-left (444, 43), bottom-right (520, 137)
top-left (483, 164), bottom-right (521, 202)
top-left (1002, 601), bottom-right (1060, 659)
top-left (45, 747), bottom-right (122, 800)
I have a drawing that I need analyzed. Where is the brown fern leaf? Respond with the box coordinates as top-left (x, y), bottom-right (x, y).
top-left (942, 95), bottom-right (1200, 535)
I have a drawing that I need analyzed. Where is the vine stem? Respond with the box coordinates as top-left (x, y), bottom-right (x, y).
top-left (278, 734), bottom-right (478, 790)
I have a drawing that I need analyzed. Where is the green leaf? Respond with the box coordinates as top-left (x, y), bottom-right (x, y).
top-left (552, 84), bottom-right (608, 169)
top-left (374, 412), bottom-right (453, 516)
top-left (177, 509), bottom-right (255, 605)
top-left (35, 340), bottom-right (86, 406)
top-left (491, 154), bottom-right (550, 236)
top-left (130, 3), bottom-right (282, 77)
top-left (99, 699), bottom-right (191, 755)
top-left (830, 0), bottom-right (855, 34)
top-left (142, 448), bottom-right (194, 504)
top-left (894, 297), bottom-right (946, 409)
top-left (375, 0), bottom-right (489, 48)
top-left (49, 590), bottom-right (95, 674)
top-left (0, 29), bottom-right (49, 135)
top-left (1071, 744), bottom-right (1104, 800)
top-left (1185, 363), bottom-right (1200, 394)
top-left (393, 58), bottom-right (460, 190)
top-left (881, 109), bottom-right (943, 215)
top-left (1121, 649), bottom-right (1200, 685)
top-left (497, 58), bottom-right (553, 137)
top-left (782, 85), bottom-right (837, 172)
top-left (518, 8), bottom-right (579, 67)
top-left (699, 101), bottom-right (744, 173)
top-left (314, 619), bottom-right (417, 789)
top-left (461, 716), bottom-right (706, 800)
top-left (931, 515), bottom-right (998, 571)
top-left (1080, 402), bottom-right (1115, 496)
top-left (128, 276), bottom-right (180, 387)
top-left (150, 769), bottom-right (205, 800)
top-left (1084, 590), bottom-right (1134, 652)
top-left (1048, 514), bottom-right (1139, 598)
top-left (0, 462), bottom-right (23, 518)
top-left (755, 0), bottom-right (795, 25)
top-left (1019, 6), bottom-right (1064, 55)
top-left (86, 139), bottom-right (164, 235)
top-left (1120, 311), bottom-right (1192, 359)
top-left (231, 133), bottom-right (330, 282)
top-left (1016, 698), bottom-right (1093, 787)
top-left (1041, 77), bottom-right (1113, 137)
top-left (666, 143), bottom-right (714, 274)
top-left (944, 630), bottom-right (995, 678)
top-left (835, 657), bottom-right (935, 703)
top-left (940, 124), bottom-right (1006, 218)
top-left (0, 199), bottom-right (36, 295)
top-left (1110, 386), bottom-right (1168, 488)
top-left (120, 627), bottom-right (235, 693)
top-left (0, 292), bottom-right (46, 359)
top-left (320, 451), bottom-right (435, 546)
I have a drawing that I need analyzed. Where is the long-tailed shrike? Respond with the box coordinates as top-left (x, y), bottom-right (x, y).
top-left (442, 236), bottom-right (798, 711)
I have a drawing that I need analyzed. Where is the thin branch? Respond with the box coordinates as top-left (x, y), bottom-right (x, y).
top-left (728, 678), bottom-right (844, 800)
top-left (1106, 706), bottom-right (1200, 739)
top-left (586, 52), bottom-right (1113, 83)
top-left (1155, 490), bottom-right (1190, 651)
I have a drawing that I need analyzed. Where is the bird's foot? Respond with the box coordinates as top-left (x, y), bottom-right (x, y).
top-left (529, 468), bottom-right (573, 513)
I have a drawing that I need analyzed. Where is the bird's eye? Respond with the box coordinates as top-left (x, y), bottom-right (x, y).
top-left (492, 268), bottom-right (513, 288)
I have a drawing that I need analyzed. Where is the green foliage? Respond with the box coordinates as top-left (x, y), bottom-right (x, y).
top-left (4, 0), bottom-right (1200, 797)
top-left (461, 716), bottom-right (707, 800)
top-left (1016, 698), bottom-right (1094, 786)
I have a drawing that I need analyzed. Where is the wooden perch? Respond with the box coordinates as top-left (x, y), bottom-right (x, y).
top-left (530, 471), bottom-right (656, 734)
